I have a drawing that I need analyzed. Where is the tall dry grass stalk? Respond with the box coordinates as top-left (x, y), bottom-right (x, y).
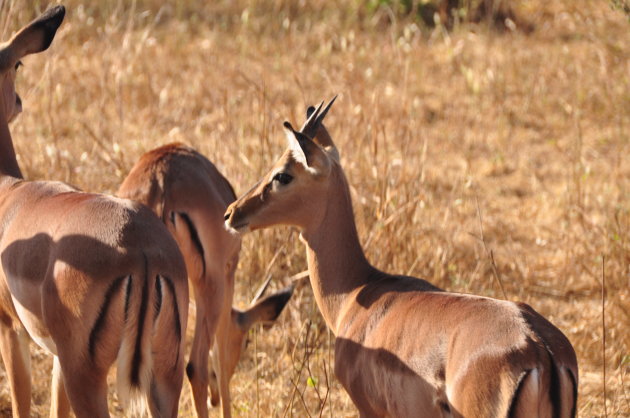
top-left (0, 0), bottom-right (628, 416)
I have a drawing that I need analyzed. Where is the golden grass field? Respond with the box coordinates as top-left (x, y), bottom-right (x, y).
top-left (0, 0), bottom-right (628, 416)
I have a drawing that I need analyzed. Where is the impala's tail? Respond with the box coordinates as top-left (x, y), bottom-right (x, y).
top-left (508, 350), bottom-right (577, 418)
top-left (113, 254), bottom-right (185, 417)
top-left (115, 258), bottom-right (153, 416)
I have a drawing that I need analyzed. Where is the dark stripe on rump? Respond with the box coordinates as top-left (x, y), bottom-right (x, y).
top-left (124, 275), bottom-right (132, 321)
top-left (178, 212), bottom-right (206, 277)
top-left (88, 275), bottom-right (128, 360)
top-left (547, 350), bottom-right (562, 418)
top-left (507, 369), bottom-right (532, 418)
top-left (154, 275), bottom-right (163, 319)
top-left (161, 276), bottom-right (182, 341)
top-left (131, 255), bottom-right (150, 386)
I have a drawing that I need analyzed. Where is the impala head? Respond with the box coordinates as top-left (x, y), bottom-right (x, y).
top-left (208, 281), bottom-right (294, 405)
top-left (0, 5), bottom-right (65, 123)
top-left (224, 97), bottom-right (338, 234)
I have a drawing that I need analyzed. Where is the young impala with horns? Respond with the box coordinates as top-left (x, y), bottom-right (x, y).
top-left (224, 98), bottom-right (579, 417)
top-left (118, 143), bottom-right (294, 417)
top-left (0, 7), bottom-right (188, 417)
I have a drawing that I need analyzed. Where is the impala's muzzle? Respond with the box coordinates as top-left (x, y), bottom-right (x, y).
top-left (224, 201), bottom-right (250, 234)
top-left (224, 180), bottom-right (266, 233)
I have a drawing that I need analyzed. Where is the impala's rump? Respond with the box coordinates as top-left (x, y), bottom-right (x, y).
top-left (0, 182), bottom-right (188, 416)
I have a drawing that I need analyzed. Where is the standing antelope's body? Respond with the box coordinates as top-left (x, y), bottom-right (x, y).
top-left (224, 99), bottom-right (579, 417)
top-left (118, 143), bottom-right (293, 417)
top-left (0, 7), bottom-right (188, 417)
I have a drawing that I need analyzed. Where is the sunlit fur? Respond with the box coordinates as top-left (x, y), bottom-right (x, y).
top-left (119, 144), bottom-right (296, 417)
top-left (225, 106), bottom-right (579, 417)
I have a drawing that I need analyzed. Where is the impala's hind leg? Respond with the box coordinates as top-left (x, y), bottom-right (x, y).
top-left (0, 323), bottom-right (31, 418)
top-left (188, 278), bottom-right (223, 418)
top-left (57, 354), bottom-right (109, 418)
top-left (50, 356), bottom-right (70, 418)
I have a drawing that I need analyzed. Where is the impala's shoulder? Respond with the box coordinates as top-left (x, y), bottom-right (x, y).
top-left (353, 275), bottom-right (443, 310)
top-left (359, 275), bottom-right (442, 297)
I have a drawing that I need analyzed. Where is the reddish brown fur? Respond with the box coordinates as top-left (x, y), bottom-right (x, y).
top-left (225, 102), bottom-right (579, 417)
top-left (119, 143), bottom-right (295, 417)
top-left (119, 144), bottom-right (243, 418)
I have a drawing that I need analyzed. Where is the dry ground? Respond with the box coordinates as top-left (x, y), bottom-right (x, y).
top-left (0, 0), bottom-right (628, 416)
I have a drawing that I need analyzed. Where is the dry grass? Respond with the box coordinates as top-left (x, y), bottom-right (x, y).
top-left (0, 0), bottom-right (628, 416)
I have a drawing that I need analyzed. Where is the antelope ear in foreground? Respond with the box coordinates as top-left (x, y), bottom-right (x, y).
top-left (0, 5), bottom-right (65, 72)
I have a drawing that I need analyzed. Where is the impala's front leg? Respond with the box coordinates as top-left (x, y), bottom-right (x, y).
top-left (50, 356), bottom-right (70, 418)
top-left (0, 324), bottom-right (31, 418)
top-left (213, 307), bottom-right (233, 418)
top-left (188, 292), bottom-right (211, 418)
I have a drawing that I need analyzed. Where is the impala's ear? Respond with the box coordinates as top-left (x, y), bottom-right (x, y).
top-left (0, 5), bottom-right (65, 73)
top-left (283, 121), bottom-right (331, 177)
top-left (237, 285), bottom-right (294, 331)
top-left (284, 121), bottom-right (308, 166)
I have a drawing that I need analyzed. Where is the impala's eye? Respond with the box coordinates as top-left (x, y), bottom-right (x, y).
top-left (273, 172), bottom-right (293, 186)
top-left (14, 61), bottom-right (22, 71)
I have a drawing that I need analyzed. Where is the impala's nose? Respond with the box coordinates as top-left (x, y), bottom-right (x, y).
top-left (224, 204), bottom-right (235, 222)
top-left (224, 202), bottom-right (238, 228)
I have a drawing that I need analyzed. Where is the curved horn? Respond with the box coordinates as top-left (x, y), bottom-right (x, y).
top-left (300, 101), bottom-right (324, 138)
top-left (300, 96), bottom-right (336, 138)
top-left (301, 96), bottom-right (339, 160)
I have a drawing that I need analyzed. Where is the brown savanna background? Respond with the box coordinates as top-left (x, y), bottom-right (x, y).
top-left (0, 0), bottom-right (628, 416)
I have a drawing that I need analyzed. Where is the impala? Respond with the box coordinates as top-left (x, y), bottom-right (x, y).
top-left (224, 99), bottom-right (579, 417)
top-left (0, 7), bottom-right (188, 417)
top-left (118, 143), bottom-right (292, 417)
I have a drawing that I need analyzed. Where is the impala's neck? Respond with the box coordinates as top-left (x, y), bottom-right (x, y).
top-left (300, 165), bottom-right (380, 335)
top-left (0, 117), bottom-right (22, 179)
